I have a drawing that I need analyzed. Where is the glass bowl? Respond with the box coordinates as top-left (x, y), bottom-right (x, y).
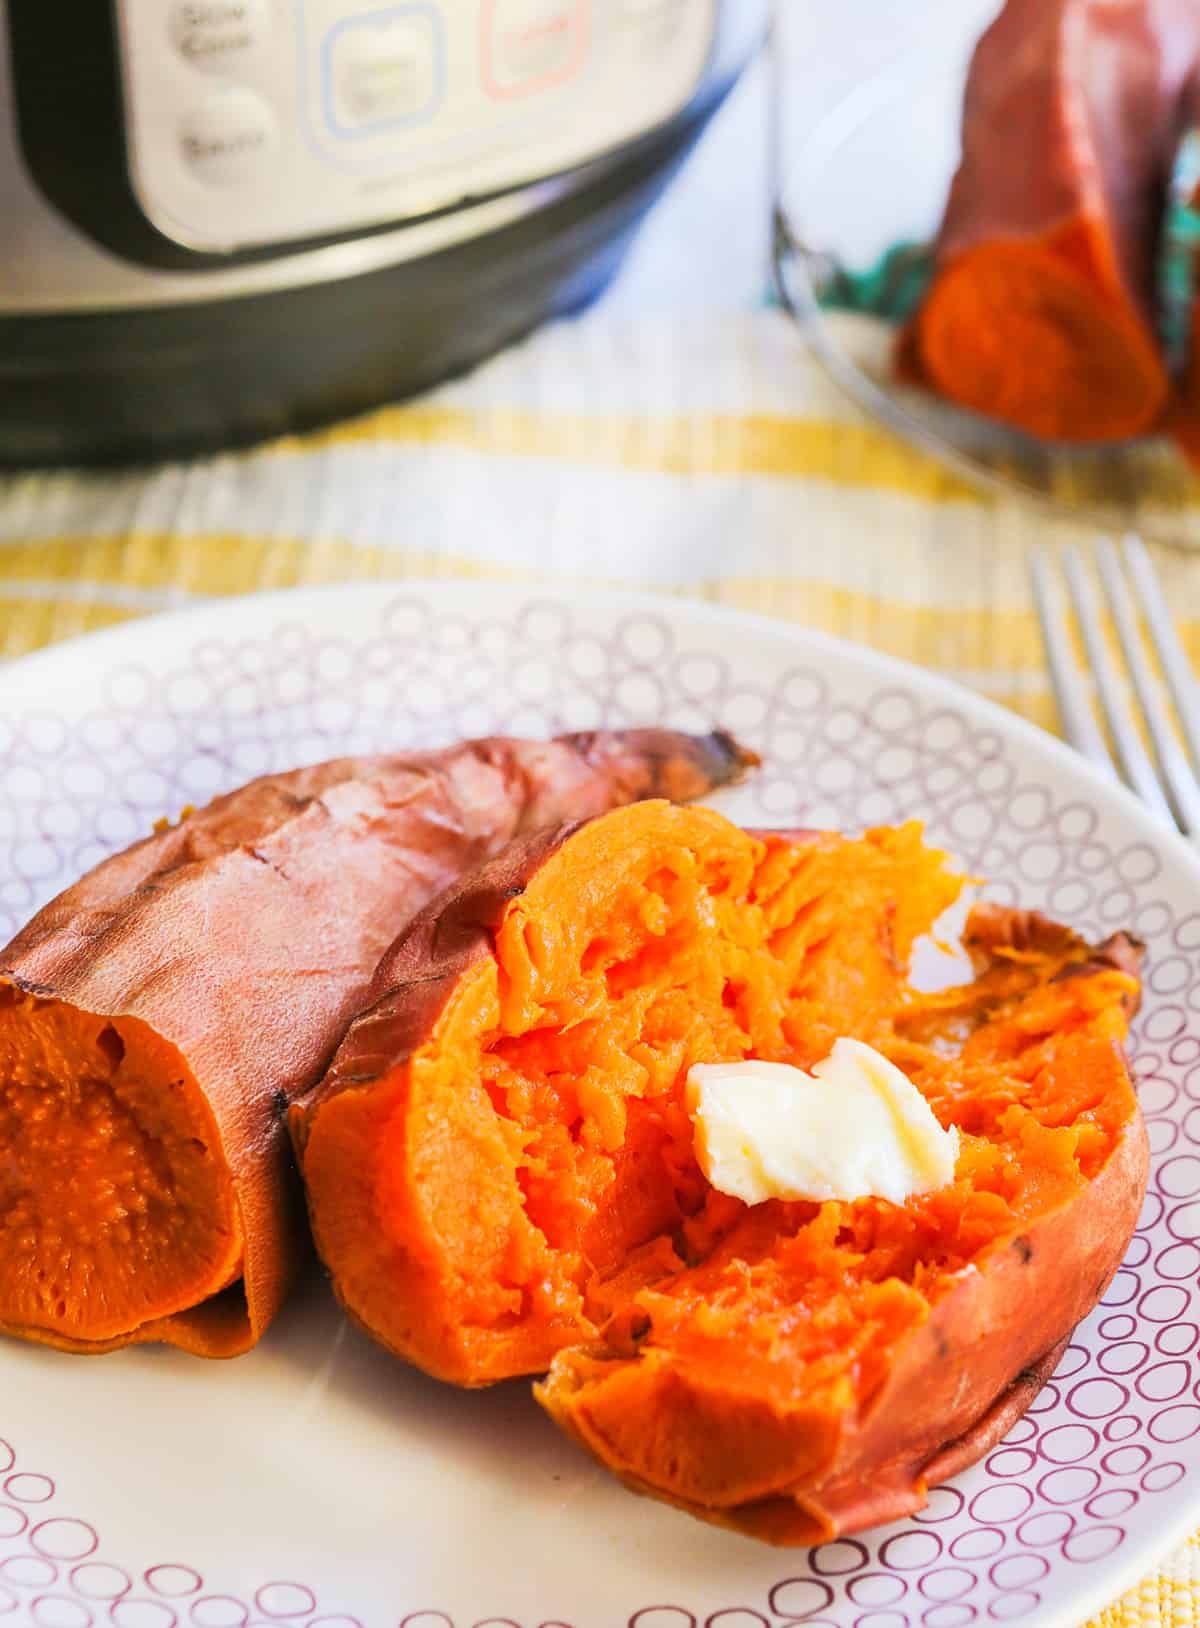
top-left (772, 0), bottom-right (1200, 549)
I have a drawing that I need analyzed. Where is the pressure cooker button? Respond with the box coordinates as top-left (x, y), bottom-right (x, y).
top-left (170, 0), bottom-right (269, 72)
top-left (483, 0), bottom-right (588, 97)
top-left (327, 11), bottom-right (442, 131)
top-left (180, 89), bottom-right (277, 185)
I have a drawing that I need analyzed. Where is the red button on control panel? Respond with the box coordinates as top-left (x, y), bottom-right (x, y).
top-left (480, 0), bottom-right (590, 100)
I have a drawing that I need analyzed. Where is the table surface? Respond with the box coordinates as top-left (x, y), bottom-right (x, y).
top-left (1, 8), bottom-right (1199, 1624)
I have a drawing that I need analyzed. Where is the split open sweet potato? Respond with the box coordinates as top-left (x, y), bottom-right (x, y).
top-left (295, 802), bottom-right (1147, 1541)
top-left (901, 0), bottom-right (1200, 442)
top-left (0, 730), bottom-right (752, 1358)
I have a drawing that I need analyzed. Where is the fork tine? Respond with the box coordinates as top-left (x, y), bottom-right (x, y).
top-left (1029, 546), bottom-right (1120, 779)
top-left (1121, 533), bottom-right (1200, 772)
top-left (1095, 537), bottom-right (1200, 834)
top-left (1060, 546), bottom-right (1179, 827)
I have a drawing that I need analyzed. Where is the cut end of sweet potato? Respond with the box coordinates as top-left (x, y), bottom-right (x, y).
top-left (0, 980), bottom-right (241, 1345)
top-left (298, 801), bottom-right (1147, 1541)
top-left (906, 232), bottom-right (1168, 443)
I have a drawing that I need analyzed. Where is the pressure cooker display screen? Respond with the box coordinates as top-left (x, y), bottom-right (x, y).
top-left (112, 0), bottom-right (718, 252)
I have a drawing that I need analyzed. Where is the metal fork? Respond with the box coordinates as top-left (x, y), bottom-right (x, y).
top-left (1030, 535), bottom-right (1200, 839)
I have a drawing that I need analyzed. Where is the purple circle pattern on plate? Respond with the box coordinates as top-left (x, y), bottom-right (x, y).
top-left (1, 592), bottom-right (1199, 1628)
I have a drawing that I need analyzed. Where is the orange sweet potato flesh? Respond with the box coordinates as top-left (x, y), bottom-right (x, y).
top-left (294, 802), bottom-right (1147, 1542)
top-left (0, 730), bottom-right (753, 1359)
top-left (901, 0), bottom-right (1200, 442)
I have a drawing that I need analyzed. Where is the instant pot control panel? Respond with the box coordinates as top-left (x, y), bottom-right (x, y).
top-left (112, 0), bottom-right (716, 252)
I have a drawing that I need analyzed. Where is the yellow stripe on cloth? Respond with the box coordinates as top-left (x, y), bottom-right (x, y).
top-left (252, 398), bottom-right (1200, 524)
top-left (0, 595), bottom-right (139, 661)
top-left (0, 534), bottom-right (1107, 737)
top-left (0, 533), bottom-right (523, 601)
top-left (263, 406), bottom-right (990, 502)
top-left (0, 532), bottom-right (1050, 648)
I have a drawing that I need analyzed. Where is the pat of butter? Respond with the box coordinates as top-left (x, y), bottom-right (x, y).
top-left (686, 1039), bottom-right (959, 1207)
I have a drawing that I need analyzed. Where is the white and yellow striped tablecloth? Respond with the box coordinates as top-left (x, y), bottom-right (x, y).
top-left (2, 307), bottom-right (1199, 1625)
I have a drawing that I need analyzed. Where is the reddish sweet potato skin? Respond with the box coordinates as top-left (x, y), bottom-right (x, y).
top-left (1, 730), bottom-right (752, 1357)
top-left (293, 823), bottom-right (578, 1131)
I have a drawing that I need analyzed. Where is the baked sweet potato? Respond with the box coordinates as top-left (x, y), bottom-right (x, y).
top-left (0, 730), bottom-right (753, 1359)
top-left (294, 802), bottom-right (1147, 1542)
top-left (900, 0), bottom-right (1200, 442)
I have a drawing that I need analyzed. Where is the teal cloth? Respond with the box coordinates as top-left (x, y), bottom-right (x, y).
top-left (814, 240), bottom-right (931, 322)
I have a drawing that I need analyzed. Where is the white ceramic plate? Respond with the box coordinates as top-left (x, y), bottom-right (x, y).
top-left (1, 583), bottom-right (1199, 1628)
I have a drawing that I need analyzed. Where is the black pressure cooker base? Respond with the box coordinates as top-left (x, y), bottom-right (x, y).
top-left (0, 89), bottom-right (724, 469)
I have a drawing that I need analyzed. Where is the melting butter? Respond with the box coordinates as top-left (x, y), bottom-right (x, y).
top-left (686, 1039), bottom-right (959, 1207)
